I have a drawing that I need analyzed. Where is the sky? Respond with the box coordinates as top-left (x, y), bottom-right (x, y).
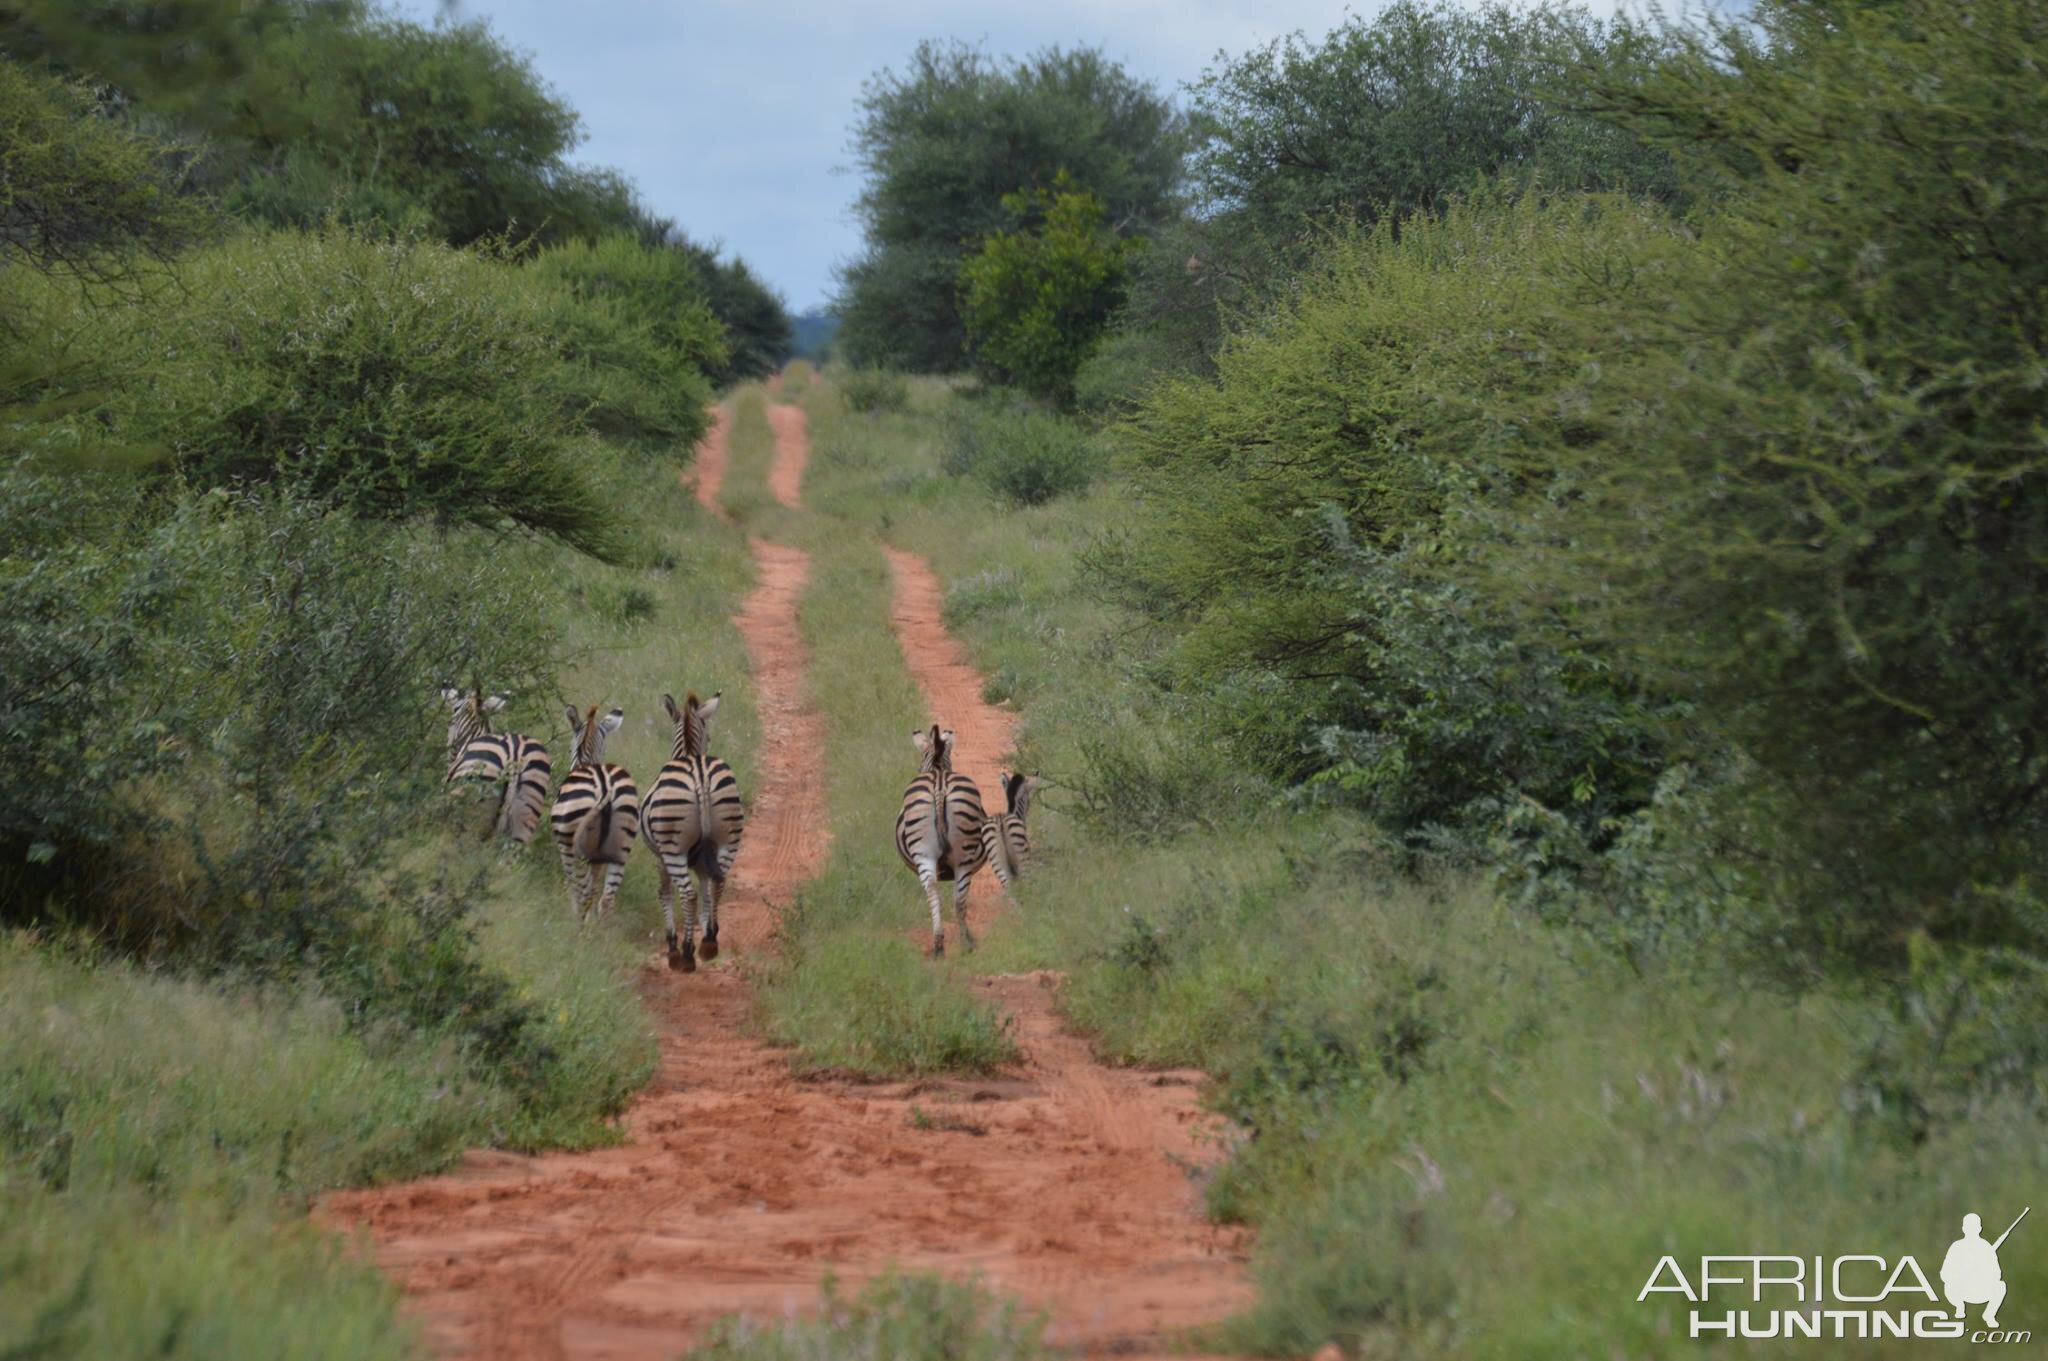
top-left (385, 1), bottom-right (1421, 313)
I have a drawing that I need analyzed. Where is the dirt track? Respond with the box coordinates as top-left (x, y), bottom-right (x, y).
top-left (321, 386), bottom-right (1250, 1358)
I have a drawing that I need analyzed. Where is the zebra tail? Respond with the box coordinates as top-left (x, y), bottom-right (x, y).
top-left (576, 803), bottom-right (627, 865)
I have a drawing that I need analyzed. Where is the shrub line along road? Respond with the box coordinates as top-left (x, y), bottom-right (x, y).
top-left (322, 380), bottom-right (1252, 1359)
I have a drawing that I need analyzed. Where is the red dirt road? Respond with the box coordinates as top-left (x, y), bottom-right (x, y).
top-left (765, 403), bottom-right (808, 510)
top-left (688, 406), bottom-right (731, 519)
top-left (320, 392), bottom-right (1251, 1359)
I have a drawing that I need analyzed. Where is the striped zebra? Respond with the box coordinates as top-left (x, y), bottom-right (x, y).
top-left (895, 723), bottom-right (987, 956)
top-left (643, 691), bottom-right (745, 972)
top-left (980, 771), bottom-right (1039, 891)
top-left (439, 683), bottom-right (551, 845)
top-left (550, 705), bottom-right (640, 922)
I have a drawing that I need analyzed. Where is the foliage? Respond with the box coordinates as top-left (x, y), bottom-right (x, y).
top-left (0, 60), bottom-right (207, 292)
top-left (838, 366), bottom-right (909, 414)
top-left (836, 40), bottom-right (1187, 372)
top-left (72, 227), bottom-right (623, 557)
top-left (1119, 0), bottom-right (1678, 380)
top-left (1, 1), bottom-right (646, 248)
top-left (695, 1272), bottom-right (1054, 1361)
top-left (1472, 0), bottom-right (2048, 968)
top-left (940, 397), bottom-right (1097, 507)
top-left (1107, 193), bottom-right (1680, 849)
top-left (673, 233), bottom-right (794, 384)
top-left (1191, 0), bottom-right (1677, 233)
top-left (960, 179), bottom-right (1132, 402)
top-left (531, 232), bottom-right (724, 451)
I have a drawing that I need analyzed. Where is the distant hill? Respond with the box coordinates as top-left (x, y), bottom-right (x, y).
top-left (791, 309), bottom-right (840, 363)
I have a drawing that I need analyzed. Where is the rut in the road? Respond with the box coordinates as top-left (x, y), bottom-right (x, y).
top-left (321, 390), bottom-right (1250, 1360)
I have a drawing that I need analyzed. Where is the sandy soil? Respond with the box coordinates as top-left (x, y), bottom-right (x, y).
top-left (318, 395), bottom-right (1252, 1359)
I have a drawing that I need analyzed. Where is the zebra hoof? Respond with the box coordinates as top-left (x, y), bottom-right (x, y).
top-left (665, 933), bottom-right (687, 972)
top-left (931, 938), bottom-right (945, 959)
top-left (700, 931), bottom-right (719, 963)
top-left (679, 941), bottom-right (697, 973)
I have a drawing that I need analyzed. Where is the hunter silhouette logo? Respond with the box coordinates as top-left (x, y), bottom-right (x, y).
top-left (1638, 1206), bottom-right (2032, 1343)
top-left (1944, 1209), bottom-right (2027, 1330)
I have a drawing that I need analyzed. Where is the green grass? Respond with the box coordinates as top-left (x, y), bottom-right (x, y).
top-left (693, 1272), bottom-right (1055, 1361)
top-left (793, 374), bottom-right (2048, 1359)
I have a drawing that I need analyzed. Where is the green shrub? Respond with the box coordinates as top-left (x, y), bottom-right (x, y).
top-left (941, 399), bottom-right (1097, 506)
top-left (839, 366), bottom-right (910, 414)
top-left (530, 232), bottom-right (724, 451)
top-left (695, 1272), bottom-right (1054, 1361)
top-left (960, 179), bottom-right (1132, 403)
top-left (85, 227), bottom-right (621, 558)
top-left (1475, 0), bottom-right (2048, 968)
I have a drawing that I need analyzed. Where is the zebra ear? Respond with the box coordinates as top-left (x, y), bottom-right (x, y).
top-left (911, 729), bottom-right (932, 754)
top-left (599, 708), bottom-right (625, 734)
top-left (699, 693), bottom-right (721, 719)
top-left (440, 684), bottom-right (466, 706)
top-left (664, 693), bottom-right (681, 722)
top-left (483, 693), bottom-right (509, 713)
top-left (565, 704), bottom-right (581, 731)
top-left (940, 728), bottom-right (956, 757)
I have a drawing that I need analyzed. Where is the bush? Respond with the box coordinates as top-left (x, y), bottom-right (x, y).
top-left (941, 399), bottom-right (1097, 506)
top-left (82, 227), bottom-right (622, 558)
top-left (1479, 0), bottom-right (2048, 967)
top-left (839, 366), bottom-right (910, 414)
top-left (960, 179), bottom-right (1132, 403)
top-left (530, 233), bottom-right (724, 451)
top-left (1107, 193), bottom-right (1680, 849)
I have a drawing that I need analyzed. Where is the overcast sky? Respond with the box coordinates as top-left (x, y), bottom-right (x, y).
top-left (391, 2), bottom-right (1624, 312)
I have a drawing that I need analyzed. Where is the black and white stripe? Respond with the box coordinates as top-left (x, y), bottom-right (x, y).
top-left (643, 691), bottom-right (746, 972)
top-left (980, 771), bottom-right (1038, 891)
top-left (549, 704), bottom-right (640, 922)
top-left (440, 684), bottom-right (552, 845)
top-left (894, 723), bottom-right (987, 956)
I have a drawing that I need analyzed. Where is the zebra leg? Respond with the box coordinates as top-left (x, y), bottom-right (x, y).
top-left (655, 859), bottom-right (685, 970)
top-left (952, 870), bottom-right (977, 953)
top-left (700, 874), bottom-right (721, 962)
top-left (557, 841), bottom-right (585, 918)
top-left (662, 854), bottom-right (698, 972)
top-left (916, 859), bottom-right (946, 956)
top-left (594, 862), bottom-right (628, 921)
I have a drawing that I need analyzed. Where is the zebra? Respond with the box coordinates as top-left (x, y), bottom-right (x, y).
top-left (643, 691), bottom-right (746, 972)
top-left (981, 771), bottom-right (1040, 891)
top-left (894, 723), bottom-right (987, 956)
top-left (549, 704), bottom-right (640, 922)
top-left (439, 683), bottom-right (551, 845)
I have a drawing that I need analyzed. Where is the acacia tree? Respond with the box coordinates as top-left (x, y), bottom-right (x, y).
top-left (835, 41), bottom-right (1186, 372)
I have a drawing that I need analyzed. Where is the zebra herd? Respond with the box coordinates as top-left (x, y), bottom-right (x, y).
top-left (442, 687), bottom-right (1036, 967)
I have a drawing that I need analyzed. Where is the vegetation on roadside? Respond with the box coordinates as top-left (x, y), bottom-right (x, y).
top-left (0, 4), bottom-right (774, 1352)
top-left (695, 1272), bottom-right (1054, 1361)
